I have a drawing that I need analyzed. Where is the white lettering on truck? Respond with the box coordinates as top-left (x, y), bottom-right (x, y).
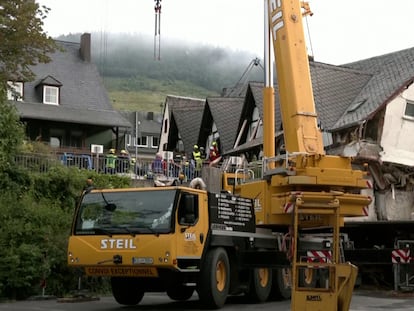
top-left (101, 239), bottom-right (137, 249)
top-left (270, 0), bottom-right (284, 39)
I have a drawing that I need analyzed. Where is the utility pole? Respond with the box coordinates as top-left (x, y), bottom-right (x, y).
top-left (135, 112), bottom-right (140, 180)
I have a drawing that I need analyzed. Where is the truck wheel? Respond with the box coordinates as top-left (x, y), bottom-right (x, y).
top-left (198, 247), bottom-right (230, 309)
top-left (111, 277), bottom-right (144, 305)
top-left (246, 267), bottom-right (272, 302)
top-left (270, 267), bottom-right (291, 300)
top-left (167, 285), bottom-right (194, 301)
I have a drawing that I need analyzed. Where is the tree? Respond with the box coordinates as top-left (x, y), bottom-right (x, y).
top-left (0, 0), bottom-right (57, 86)
top-left (0, 0), bottom-right (57, 168)
top-left (0, 101), bottom-right (25, 173)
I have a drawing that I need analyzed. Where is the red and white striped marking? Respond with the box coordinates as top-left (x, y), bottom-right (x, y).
top-left (363, 206), bottom-right (369, 216)
top-left (283, 202), bottom-right (294, 213)
top-left (391, 249), bottom-right (411, 263)
top-left (306, 250), bottom-right (332, 263)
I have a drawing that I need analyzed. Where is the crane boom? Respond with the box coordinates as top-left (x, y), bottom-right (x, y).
top-left (257, 1), bottom-right (368, 310)
top-left (268, 0), bottom-right (324, 154)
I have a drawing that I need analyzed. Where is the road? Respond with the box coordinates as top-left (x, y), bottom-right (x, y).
top-left (0, 291), bottom-right (413, 311)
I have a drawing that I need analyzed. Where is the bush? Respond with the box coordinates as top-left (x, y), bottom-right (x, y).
top-left (0, 164), bottom-right (131, 299)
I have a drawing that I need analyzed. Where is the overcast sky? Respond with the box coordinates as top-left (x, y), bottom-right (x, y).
top-left (36, 0), bottom-right (414, 65)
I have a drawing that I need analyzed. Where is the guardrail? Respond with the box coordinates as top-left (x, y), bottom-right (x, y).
top-left (14, 153), bottom-right (265, 182)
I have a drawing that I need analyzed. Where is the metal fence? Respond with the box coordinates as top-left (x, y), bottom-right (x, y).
top-left (14, 153), bottom-right (264, 183)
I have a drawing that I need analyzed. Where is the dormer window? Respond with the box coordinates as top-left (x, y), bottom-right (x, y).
top-left (7, 81), bottom-right (23, 101)
top-left (43, 86), bottom-right (59, 105)
top-left (36, 75), bottom-right (62, 105)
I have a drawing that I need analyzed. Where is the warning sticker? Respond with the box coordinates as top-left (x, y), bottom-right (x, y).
top-left (85, 266), bottom-right (158, 277)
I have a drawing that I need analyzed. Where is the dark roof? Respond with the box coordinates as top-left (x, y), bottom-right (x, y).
top-left (165, 95), bottom-right (205, 156)
top-left (16, 39), bottom-right (130, 128)
top-left (16, 102), bottom-right (129, 127)
top-left (119, 111), bottom-right (162, 135)
top-left (332, 47), bottom-right (414, 130)
top-left (309, 62), bottom-right (372, 130)
top-left (206, 97), bottom-right (244, 153)
top-left (222, 63), bottom-right (372, 154)
top-left (247, 81), bottom-right (265, 116)
top-left (246, 63), bottom-right (372, 132)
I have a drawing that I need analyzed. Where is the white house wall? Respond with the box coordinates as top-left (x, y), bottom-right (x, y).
top-left (381, 189), bottom-right (414, 220)
top-left (158, 104), bottom-right (170, 154)
top-left (380, 83), bottom-right (414, 166)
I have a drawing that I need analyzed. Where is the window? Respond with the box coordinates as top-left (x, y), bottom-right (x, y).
top-left (7, 81), bottom-right (23, 101)
top-left (126, 134), bottom-right (150, 147)
top-left (43, 86), bottom-right (59, 105)
top-left (138, 136), bottom-right (148, 147)
top-left (404, 101), bottom-right (414, 118)
top-left (248, 107), bottom-right (262, 139)
top-left (152, 136), bottom-right (159, 148)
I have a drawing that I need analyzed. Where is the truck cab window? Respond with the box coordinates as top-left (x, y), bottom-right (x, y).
top-left (75, 189), bottom-right (177, 235)
top-left (178, 193), bottom-right (198, 225)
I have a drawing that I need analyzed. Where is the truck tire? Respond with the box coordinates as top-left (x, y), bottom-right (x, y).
top-left (246, 267), bottom-right (272, 302)
top-left (270, 267), bottom-right (291, 300)
top-left (111, 277), bottom-right (144, 306)
top-left (198, 247), bottom-right (230, 309)
top-left (166, 285), bottom-right (194, 301)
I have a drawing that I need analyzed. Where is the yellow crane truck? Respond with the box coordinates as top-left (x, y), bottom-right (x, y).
top-left (68, 1), bottom-right (371, 310)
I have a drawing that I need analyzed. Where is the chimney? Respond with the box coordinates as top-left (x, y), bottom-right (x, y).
top-left (147, 111), bottom-right (154, 120)
top-left (80, 33), bottom-right (91, 62)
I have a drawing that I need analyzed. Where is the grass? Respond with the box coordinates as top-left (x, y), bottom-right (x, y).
top-left (104, 77), bottom-right (220, 112)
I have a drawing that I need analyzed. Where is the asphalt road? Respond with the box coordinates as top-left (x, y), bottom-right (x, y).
top-left (0, 290), bottom-right (413, 311)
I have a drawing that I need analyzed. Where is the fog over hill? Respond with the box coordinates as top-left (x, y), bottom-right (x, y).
top-left (57, 32), bottom-right (265, 96)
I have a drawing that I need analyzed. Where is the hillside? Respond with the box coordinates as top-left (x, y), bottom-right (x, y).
top-left (58, 33), bottom-right (264, 112)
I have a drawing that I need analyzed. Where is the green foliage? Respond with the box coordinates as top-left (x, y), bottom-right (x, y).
top-left (0, 99), bottom-right (25, 170)
top-left (0, 193), bottom-right (71, 299)
top-left (0, 163), bottom-right (131, 300)
top-left (0, 0), bottom-right (57, 84)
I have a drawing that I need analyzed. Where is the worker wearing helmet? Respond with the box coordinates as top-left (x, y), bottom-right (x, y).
top-left (105, 148), bottom-right (117, 174)
top-left (191, 144), bottom-right (202, 177)
top-left (209, 141), bottom-right (221, 167)
top-left (212, 141), bottom-right (219, 155)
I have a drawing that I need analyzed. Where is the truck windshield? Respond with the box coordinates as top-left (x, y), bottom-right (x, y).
top-left (75, 189), bottom-right (177, 235)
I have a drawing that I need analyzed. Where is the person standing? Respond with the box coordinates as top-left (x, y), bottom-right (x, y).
top-left (191, 145), bottom-right (202, 177)
top-left (152, 153), bottom-right (166, 175)
top-left (208, 141), bottom-right (221, 167)
top-left (105, 149), bottom-right (117, 174)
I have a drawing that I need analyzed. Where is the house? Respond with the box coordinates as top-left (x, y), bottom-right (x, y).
top-left (158, 47), bottom-right (414, 220)
top-left (7, 33), bottom-right (130, 155)
top-left (326, 47), bottom-right (414, 220)
top-left (159, 95), bottom-right (205, 159)
top-left (120, 111), bottom-right (162, 160)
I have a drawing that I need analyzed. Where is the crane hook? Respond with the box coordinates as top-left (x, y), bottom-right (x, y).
top-left (154, 0), bottom-right (162, 60)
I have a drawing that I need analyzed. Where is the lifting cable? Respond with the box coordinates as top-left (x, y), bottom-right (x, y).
top-left (302, 2), bottom-right (325, 130)
top-left (154, 0), bottom-right (162, 60)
